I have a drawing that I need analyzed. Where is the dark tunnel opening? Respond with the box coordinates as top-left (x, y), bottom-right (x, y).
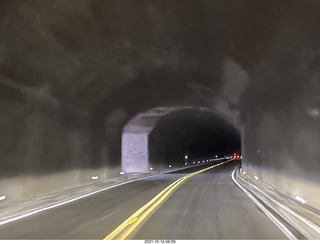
top-left (148, 109), bottom-right (241, 168)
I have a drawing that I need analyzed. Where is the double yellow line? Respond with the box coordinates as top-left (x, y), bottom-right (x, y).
top-left (104, 159), bottom-right (234, 240)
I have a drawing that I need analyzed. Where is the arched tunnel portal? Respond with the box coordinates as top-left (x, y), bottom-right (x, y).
top-left (121, 107), bottom-right (241, 173)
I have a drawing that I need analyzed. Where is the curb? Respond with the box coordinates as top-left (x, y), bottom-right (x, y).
top-left (233, 166), bottom-right (320, 240)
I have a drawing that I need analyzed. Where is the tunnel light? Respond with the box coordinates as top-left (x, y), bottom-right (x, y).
top-left (91, 176), bottom-right (99, 180)
top-left (203, 160), bottom-right (205, 163)
top-left (295, 195), bottom-right (307, 204)
top-left (198, 161), bottom-right (200, 164)
top-left (120, 171), bottom-right (125, 175)
top-left (254, 176), bottom-right (259, 180)
top-left (0, 196), bottom-right (5, 201)
top-left (185, 155), bottom-right (188, 159)
top-left (150, 167), bottom-right (153, 171)
top-left (169, 165), bottom-right (172, 168)
top-left (185, 163), bottom-right (187, 165)
top-left (215, 155), bottom-right (218, 158)
top-left (193, 162), bottom-right (195, 164)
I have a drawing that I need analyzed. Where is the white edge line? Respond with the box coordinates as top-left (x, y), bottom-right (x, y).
top-left (0, 177), bottom-right (148, 226)
top-left (247, 178), bottom-right (320, 235)
top-left (0, 161), bottom-right (223, 226)
top-left (231, 167), bottom-right (297, 240)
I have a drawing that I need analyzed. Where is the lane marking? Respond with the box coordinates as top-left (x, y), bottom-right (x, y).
top-left (104, 159), bottom-right (234, 240)
top-left (231, 167), bottom-right (297, 240)
top-left (103, 177), bottom-right (187, 240)
top-left (96, 210), bottom-right (120, 223)
top-left (0, 162), bottom-right (219, 227)
top-left (127, 218), bottom-right (138, 225)
top-left (68, 210), bottom-right (121, 234)
top-left (245, 176), bottom-right (320, 237)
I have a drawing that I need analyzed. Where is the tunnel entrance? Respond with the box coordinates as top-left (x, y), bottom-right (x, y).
top-left (121, 107), bottom-right (241, 173)
top-left (148, 109), bottom-right (241, 169)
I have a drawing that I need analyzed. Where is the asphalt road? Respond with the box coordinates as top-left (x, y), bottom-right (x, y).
top-left (0, 161), bottom-right (286, 239)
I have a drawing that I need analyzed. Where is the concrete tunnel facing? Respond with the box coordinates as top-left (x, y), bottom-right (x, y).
top-left (121, 107), bottom-right (241, 173)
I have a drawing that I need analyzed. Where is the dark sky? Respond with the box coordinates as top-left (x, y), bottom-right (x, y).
top-left (149, 109), bottom-right (240, 166)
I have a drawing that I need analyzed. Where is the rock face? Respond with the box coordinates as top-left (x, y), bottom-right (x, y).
top-left (0, 0), bottom-right (320, 207)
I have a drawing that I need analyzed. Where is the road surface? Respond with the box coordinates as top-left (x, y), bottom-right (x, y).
top-left (0, 161), bottom-right (286, 239)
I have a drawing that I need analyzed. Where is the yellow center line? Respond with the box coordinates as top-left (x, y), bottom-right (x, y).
top-left (103, 158), bottom-right (234, 240)
top-left (117, 178), bottom-right (186, 240)
top-left (127, 217), bottom-right (138, 225)
top-left (104, 177), bottom-right (185, 240)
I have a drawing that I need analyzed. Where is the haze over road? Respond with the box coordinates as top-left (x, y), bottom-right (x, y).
top-left (0, 161), bottom-right (286, 240)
